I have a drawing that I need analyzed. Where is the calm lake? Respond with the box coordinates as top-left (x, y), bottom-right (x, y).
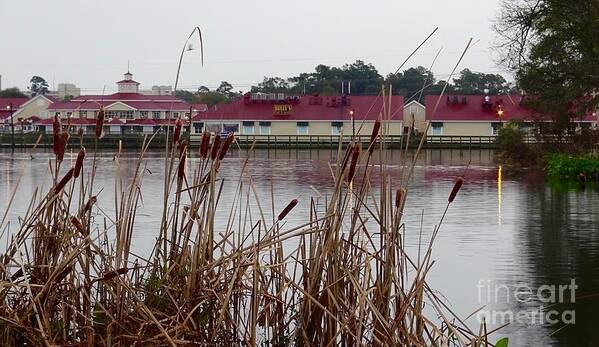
top-left (1, 148), bottom-right (598, 346)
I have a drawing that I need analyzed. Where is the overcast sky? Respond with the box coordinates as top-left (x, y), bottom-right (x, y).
top-left (0, 0), bottom-right (505, 94)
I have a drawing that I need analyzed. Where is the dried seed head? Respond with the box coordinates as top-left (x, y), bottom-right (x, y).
top-left (173, 118), bottom-right (182, 144)
top-left (52, 115), bottom-right (62, 156)
top-left (177, 144), bottom-right (187, 180)
top-left (100, 267), bottom-right (129, 281)
top-left (84, 196), bottom-right (97, 213)
top-left (277, 198), bottom-right (298, 221)
top-left (448, 177), bottom-right (464, 203)
top-left (347, 144), bottom-right (360, 183)
top-left (199, 132), bottom-right (211, 158)
top-left (56, 132), bottom-right (69, 162)
top-left (210, 135), bottom-right (221, 160)
top-left (54, 168), bottom-right (74, 194)
top-left (95, 109), bottom-right (105, 139)
top-left (218, 133), bottom-right (235, 160)
top-left (395, 188), bottom-right (406, 209)
top-left (368, 119), bottom-right (381, 154)
top-left (70, 216), bottom-right (87, 236)
top-left (73, 147), bottom-right (86, 178)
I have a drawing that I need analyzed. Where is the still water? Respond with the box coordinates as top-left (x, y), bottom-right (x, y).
top-left (1, 148), bottom-right (598, 346)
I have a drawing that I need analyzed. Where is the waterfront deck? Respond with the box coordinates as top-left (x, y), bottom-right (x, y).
top-left (0, 133), bottom-right (505, 149)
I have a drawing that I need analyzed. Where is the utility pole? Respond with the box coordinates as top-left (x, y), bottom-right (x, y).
top-left (7, 103), bottom-right (15, 152)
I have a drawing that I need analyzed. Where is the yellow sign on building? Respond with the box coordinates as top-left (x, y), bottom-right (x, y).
top-left (273, 104), bottom-right (292, 115)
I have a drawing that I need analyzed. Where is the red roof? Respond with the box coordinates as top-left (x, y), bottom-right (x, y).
top-left (126, 119), bottom-right (157, 125)
top-left (0, 97), bottom-right (29, 120)
top-left (33, 117), bottom-right (95, 126)
top-left (70, 93), bottom-right (182, 102)
top-left (116, 79), bottom-right (140, 84)
top-left (107, 118), bottom-right (125, 125)
top-left (192, 94), bottom-right (404, 122)
top-left (425, 95), bottom-right (597, 122)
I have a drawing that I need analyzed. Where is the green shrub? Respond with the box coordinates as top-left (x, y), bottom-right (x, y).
top-left (496, 119), bottom-right (537, 162)
top-left (545, 153), bottom-right (599, 181)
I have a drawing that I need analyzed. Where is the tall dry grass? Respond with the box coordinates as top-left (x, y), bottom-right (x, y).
top-left (0, 88), bottom-right (504, 346)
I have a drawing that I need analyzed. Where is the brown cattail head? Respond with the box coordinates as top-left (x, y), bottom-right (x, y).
top-left (448, 177), bottom-right (464, 203)
top-left (73, 147), bottom-right (86, 178)
top-left (277, 198), bottom-right (298, 221)
top-left (84, 196), bottom-right (97, 213)
top-left (70, 216), bottom-right (88, 236)
top-left (53, 168), bottom-right (74, 194)
top-left (218, 133), bottom-right (235, 160)
top-left (340, 143), bottom-right (354, 174)
top-left (368, 119), bottom-right (381, 154)
top-left (177, 144), bottom-right (187, 180)
top-left (395, 188), bottom-right (406, 209)
top-left (100, 267), bottom-right (129, 281)
top-left (173, 118), bottom-right (182, 144)
top-left (199, 131), bottom-right (210, 158)
top-left (52, 115), bottom-right (61, 156)
top-left (56, 132), bottom-right (69, 162)
top-left (347, 144), bottom-right (360, 183)
top-left (210, 135), bottom-right (221, 160)
top-left (95, 108), bottom-right (105, 139)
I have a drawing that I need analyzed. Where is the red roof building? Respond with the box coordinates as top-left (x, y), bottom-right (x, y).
top-left (0, 98), bottom-right (29, 122)
top-left (192, 93), bottom-right (404, 136)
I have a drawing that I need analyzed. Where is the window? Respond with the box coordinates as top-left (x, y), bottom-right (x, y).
top-left (491, 122), bottom-right (501, 135)
top-left (259, 121), bottom-right (271, 135)
top-left (242, 121), bottom-right (255, 134)
top-left (331, 122), bottom-right (343, 135)
top-left (165, 111), bottom-right (171, 118)
top-left (297, 122), bottom-right (309, 135)
top-left (107, 111), bottom-right (134, 119)
top-left (153, 111), bottom-right (161, 119)
top-left (173, 112), bottom-right (180, 118)
top-left (66, 112), bottom-right (73, 118)
top-left (194, 122), bottom-right (203, 133)
top-left (55, 112), bottom-right (61, 117)
top-left (79, 110), bottom-right (87, 118)
top-left (223, 123), bottom-right (239, 134)
top-left (431, 122), bottom-right (443, 135)
top-left (140, 111), bottom-right (149, 119)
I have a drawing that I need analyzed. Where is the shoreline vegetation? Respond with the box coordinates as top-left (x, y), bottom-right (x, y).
top-left (496, 120), bottom-right (599, 182)
top-left (0, 91), bottom-right (508, 345)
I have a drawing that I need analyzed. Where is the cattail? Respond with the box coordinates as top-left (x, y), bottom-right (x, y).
top-left (340, 143), bottom-right (354, 174)
top-left (56, 132), bottom-right (69, 162)
top-left (52, 115), bottom-right (61, 156)
top-left (99, 267), bottom-right (129, 281)
top-left (70, 216), bottom-right (88, 236)
top-left (368, 119), bottom-right (381, 154)
top-left (177, 144), bottom-right (187, 180)
top-left (77, 127), bottom-right (84, 138)
top-left (448, 177), bottom-right (464, 203)
top-left (395, 188), bottom-right (406, 209)
top-left (347, 144), bottom-right (360, 182)
top-left (53, 168), bottom-right (74, 193)
top-left (277, 198), bottom-right (298, 221)
top-left (95, 108), bottom-right (105, 139)
top-left (173, 118), bottom-right (182, 144)
top-left (210, 135), bottom-right (221, 160)
top-left (218, 133), bottom-right (235, 160)
top-left (73, 147), bottom-right (85, 178)
top-left (199, 132), bottom-right (210, 158)
top-left (83, 196), bottom-right (97, 213)
top-left (54, 265), bottom-right (74, 283)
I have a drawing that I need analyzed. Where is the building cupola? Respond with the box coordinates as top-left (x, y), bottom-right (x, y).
top-left (116, 70), bottom-right (140, 93)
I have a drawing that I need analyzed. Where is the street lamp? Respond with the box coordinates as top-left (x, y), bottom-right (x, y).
top-left (6, 104), bottom-right (14, 151)
top-left (349, 109), bottom-right (355, 140)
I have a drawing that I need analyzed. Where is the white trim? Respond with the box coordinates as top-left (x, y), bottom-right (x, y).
top-left (402, 100), bottom-right (425, 109)
top-left (105, 101), bottom-right (138, 111)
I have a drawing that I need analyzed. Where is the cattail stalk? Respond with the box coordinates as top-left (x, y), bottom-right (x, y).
top-left (52, 115), bottom-right (61, 156)
top-left (95, 109), bottom-right (105, 139)
top-left (347, 144), bottom-right (360, 182)
top-left (218, 133), bottom-right (235, 160)
top-left (395, 188), bottom-right (406, 209)
top-left (83, 196), bottom-right (97, 213)
top-left (448, 177), bottom-right (464, 203)
top-left (74, 147), bottom-right (85, 178)
top-left (99, 267), bottom-right (129, 281)
top-left (199, 131), bottom-right (210, 158)
top-left (173, 118), bottom-right (182, 144)
top-left (70, 216), bottom-right (87, 236)
top-left (210, 135), bottom-right (221, 160)
top-left (177, 144), bottom-right (187, 180)
top-left (368, 119), bottom-right (381, 154)
top-left (277, 199), bottom-right (298, 221)
top-left (54, 168), bottom-right (74, 193)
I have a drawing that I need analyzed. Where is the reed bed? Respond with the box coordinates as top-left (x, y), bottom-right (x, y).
top-left (0, 91), bottom-right (500, 346)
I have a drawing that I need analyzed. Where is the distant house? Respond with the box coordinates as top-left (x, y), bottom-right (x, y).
top-left (12, 71), bottom-right (207, 135)
top-left (0, 97), bottom-right (30, 132)
top-left (192, 93), bottom-right (404, 137)
top-left (425, 94), bottom-right (597, 136)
